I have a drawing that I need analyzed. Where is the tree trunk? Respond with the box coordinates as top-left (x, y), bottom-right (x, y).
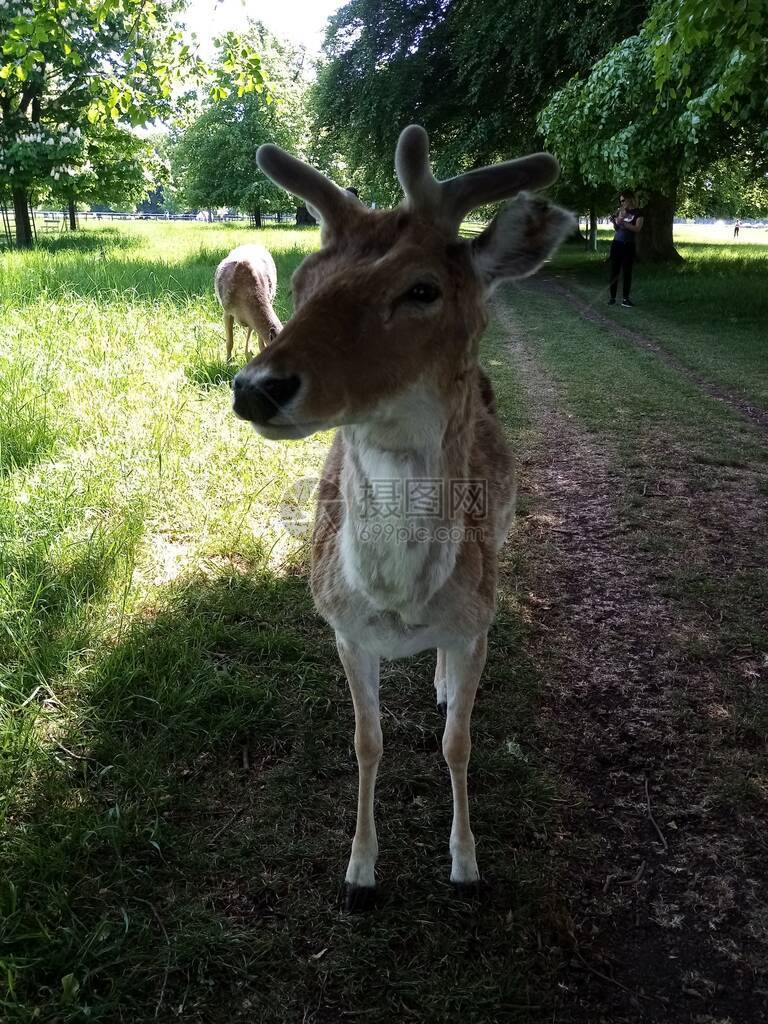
top-left (588, 206), bottom-right (597, 252)
top-left (13, 187), bottom-right (33, 249)
top-left (637, 191), bottom-right (682, 263)
top-left (251, 206), bottom-right (262, 228)
top-left (68, 197), bottom-right (78, 231)
top-left (295, 205), bottom-right (316, 226)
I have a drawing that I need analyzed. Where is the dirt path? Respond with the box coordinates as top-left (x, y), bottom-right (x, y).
top-left (496, 298), bottom-right (768, 1023)
top-left (528, 276), bottom-right (768, 433)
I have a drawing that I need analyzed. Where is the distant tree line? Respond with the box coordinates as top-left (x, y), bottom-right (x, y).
top-left (166, 23), bottom-right (311, 225)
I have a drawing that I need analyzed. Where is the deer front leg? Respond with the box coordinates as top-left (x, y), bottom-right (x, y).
top-left (244, 326), bottom-right (253, 360)
top-left (336, 633), bottom-right (382, 912)
top-left (224, 313), bottom-right (235, 363)
top-left (443, 633), bottom-right (487, 891)
top-left (434, 647), bottom-right (447, 716)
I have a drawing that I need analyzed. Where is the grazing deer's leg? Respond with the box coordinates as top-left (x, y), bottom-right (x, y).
top-left (336, 633), bottom-right (382, 910)
top-left (244, 326), bottom-right (253, 359)
top-left (443, 632), bottom-right (488, 888)
top-left (224, 313), bottom-right (235, 363)
top-left (434, 648), bottom-right (447, 716)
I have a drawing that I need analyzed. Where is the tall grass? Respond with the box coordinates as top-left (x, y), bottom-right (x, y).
top-left (0, 223), bottom-right (332, 1017)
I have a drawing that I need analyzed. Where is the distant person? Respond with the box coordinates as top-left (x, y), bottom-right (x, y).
top-left (608, 190), bottom-right (644, 307)
top-left (345, 186), bottom-right (360, 198)
top-left (734, 218), bottom-right (741, 239)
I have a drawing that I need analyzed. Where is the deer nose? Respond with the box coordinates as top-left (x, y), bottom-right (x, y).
top-left (232, 372), bottom-right (302, 423)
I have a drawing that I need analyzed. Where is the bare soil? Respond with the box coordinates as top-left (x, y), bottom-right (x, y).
top-left (497, 297), bottom-right (768, 1023)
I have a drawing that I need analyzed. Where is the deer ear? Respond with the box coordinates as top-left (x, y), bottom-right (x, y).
top-left (471, 193), bottom-right (575, 291)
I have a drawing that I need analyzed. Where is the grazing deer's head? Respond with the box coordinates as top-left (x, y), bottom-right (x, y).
top-left (232, 126), bottom-right (573, 440)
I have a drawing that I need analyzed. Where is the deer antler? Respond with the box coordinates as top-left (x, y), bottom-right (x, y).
top-left (256, 144), bottom-right (355, 231)
top-left (395, 125), bottom-right (561, 233)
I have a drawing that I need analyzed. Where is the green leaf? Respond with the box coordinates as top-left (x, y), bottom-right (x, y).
top-left (61, 974), bottom-right (80, 1005)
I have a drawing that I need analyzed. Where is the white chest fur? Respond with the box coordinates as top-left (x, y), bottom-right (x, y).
top-left (338, 391), bottom-right (459, 623)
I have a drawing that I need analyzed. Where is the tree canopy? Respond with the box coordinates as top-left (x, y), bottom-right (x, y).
top-left (43, 124), bottom-right (162, 215)
top-left (170, 23), bottom-right (309, 219)
top-left (649, 0), bottom-right (767, 141)
top-left (0, 0), bottom-right (267, 246)
top-left (538, 0), bottom-right (767, 259)
top-left (312, 0), bottom-right (650, 205)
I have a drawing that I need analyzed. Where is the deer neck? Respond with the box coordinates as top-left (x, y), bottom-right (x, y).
top-left (338, 375), bottom-right (475, 617)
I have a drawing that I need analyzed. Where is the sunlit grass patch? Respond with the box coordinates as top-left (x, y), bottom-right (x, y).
top-left (0, 221), bottom-right (324, 793)
top-left (0, 358), bottom-right (59, 475)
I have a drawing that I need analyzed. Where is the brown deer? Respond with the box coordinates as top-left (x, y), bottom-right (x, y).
top-left (232, 126), bottom-right (573, 910)
top-left (214, 244), bottom-right (283, 362)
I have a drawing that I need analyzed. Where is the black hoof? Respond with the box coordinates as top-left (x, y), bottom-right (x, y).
top-left (437, 701), bottom-right (447, 718)
top-left (451, 880), bottom-right (481, 901)
top-left (343, 883), bottom-right (376, 914)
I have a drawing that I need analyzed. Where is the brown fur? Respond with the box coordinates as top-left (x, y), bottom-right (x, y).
top-left (214, 244), bottom-right (282, 359)
top-left (239, 205), bottom-right (514, 637)
top-left (237, 129), bottom-right (573, 895)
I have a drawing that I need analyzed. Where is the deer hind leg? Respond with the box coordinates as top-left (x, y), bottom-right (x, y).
top-left (434, 648), bottom-right (447, 716)
top-left (336, 633), bottom-right (382, 912)
top-left (443, 633), bottom-right (488, 891)
top-left (224, 313), bottom-right (235, 363)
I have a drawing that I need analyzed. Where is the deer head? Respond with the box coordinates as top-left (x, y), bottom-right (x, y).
top-left (232, 126), bottom-right (573, 439)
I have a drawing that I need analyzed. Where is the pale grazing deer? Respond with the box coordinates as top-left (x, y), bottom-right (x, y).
top-left (232, 126), bottom-right (574, 911)
top-left (214, 243), bottom-right (283, 361)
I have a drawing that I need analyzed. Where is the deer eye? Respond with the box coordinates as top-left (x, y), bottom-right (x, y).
top-left (403, 282), bottom-right (441, 304)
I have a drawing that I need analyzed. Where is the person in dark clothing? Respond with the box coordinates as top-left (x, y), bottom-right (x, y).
top-left (608, 190), bottom-right (644, 307)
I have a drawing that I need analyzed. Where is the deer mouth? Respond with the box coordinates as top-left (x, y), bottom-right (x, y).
top-left (249, 419), bottom-right (327, 441)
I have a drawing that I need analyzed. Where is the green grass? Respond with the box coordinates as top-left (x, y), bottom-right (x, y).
top-left (0, 223), bottom-right (563, 1023)
top-left (550, 229), bottom-right (768, 408)
top-left (2, 220), bottom-right (767, 1022)
top-left (0, 222), bottom-right (332, 1020)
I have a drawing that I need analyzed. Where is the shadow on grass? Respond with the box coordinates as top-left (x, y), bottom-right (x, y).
top-left (34, 228), bottom-right (141, 256)
top-left (1, 560), bottom-right (564, 1023)
top-left (549, 243), bottom-right (768, 337)
top-left (184, 356), bottom-right (238, 390)
top-left (9, 246), bottom-right (306, 310)
top-left (0, 505), bottom-right (143, 709)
